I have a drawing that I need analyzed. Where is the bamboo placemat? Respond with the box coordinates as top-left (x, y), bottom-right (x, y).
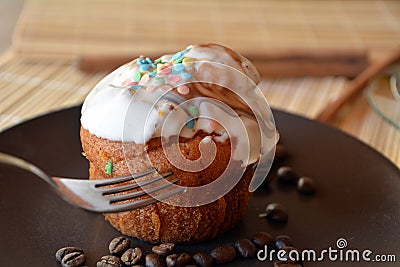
top-left (13, 0), bottom-right (400, 60)
top-left (1, 0), bottom-right (399, 167)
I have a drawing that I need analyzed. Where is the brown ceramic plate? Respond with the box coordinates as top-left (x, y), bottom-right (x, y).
top-left (0, 106), bottom-right (399, 266)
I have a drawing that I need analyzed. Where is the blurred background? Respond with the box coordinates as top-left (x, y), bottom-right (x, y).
top-left (0, 0), bottom-right (399, 166)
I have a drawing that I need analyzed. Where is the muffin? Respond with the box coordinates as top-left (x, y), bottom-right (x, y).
top-left (80, 43), bottom-right (274, 243)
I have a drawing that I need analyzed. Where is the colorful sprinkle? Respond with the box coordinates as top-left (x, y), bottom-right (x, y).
top-left (133, 72), bottom-right (142, 82)
top-left (158, 110), bottom-right (165, 116)
top-left (159, 84), bottom-right (172, 91)
top-left (139, 73), bottom-right (150, 85)
top-left (154, 77), bottom-right (165, 85)
top-left (169, 75), bottom-right (181, 83)
top-left (209, 120), bottom-right (220, 131)
top-left (145, 57), bottom-right (153, 64)
top-left (129, 85), bottom-right (140, 90)
top-left (188, 105), bottom-right (199, 117)
top-left (186, 118), bottom-right (195, 129)
top-left (127, 81), bottom-right (139, 86)
top-left (146, 85), bottom-right (156, 92)
top-left (149, 70), bottom-right (157, 77)
top-left (160, 68), bottom-right (172, 75)
top-left (173, 63), bottom-right (185, 72)
top-left (154, 58), bottom-right (162, 64)
top-left (105, 160), bottom-right (113, 175)
top-left (180, 72), bottom-right (192, 80)
top-left (182, 47), bottom-right (191, 54)
top-left (182, 57), bottom-right (195, 66)
top-left (139, 64), bottom-right (151, 71)
top-left (174, 57), bottom-right (184, 64)
top-left (171, 51), bottom-right (183, 61)
top-left (177, 85), bottom-right (190, 95)
top-left (137, 58), bottom-right (146, 65)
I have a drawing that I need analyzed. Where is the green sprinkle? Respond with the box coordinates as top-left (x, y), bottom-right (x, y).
top-left (154, 58), bottom-right (162, 64)
top-left (188, 105), bottom-right (199, 117)
top-left (155, 77), bottom-right (165, 85)
top-left (174, 57), bottom-right (184, 64)
top-left (133, 72), bottom-right (142, 82)
top-left (105, 160), bottom-right (113, 175)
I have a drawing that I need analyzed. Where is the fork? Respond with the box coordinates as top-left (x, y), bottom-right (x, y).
top-left (0, 152), bottom-right (185, 213)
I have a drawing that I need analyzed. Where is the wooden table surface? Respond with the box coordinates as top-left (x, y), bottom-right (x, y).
top-left (0, 0), bottom-right (399, 167)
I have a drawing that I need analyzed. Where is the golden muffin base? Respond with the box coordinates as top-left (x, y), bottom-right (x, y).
top-left (81, 127), bottom-right (253, 243)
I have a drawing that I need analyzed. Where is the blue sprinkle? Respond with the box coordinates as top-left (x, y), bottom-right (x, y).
top-left (149, 71), bottom-right (156, 77)
top-left (137, 59), bottom-right (146, 65)
top-left (171, 51), bottom-right (183, 60)
top-left (180, 72), bottom-right (192, 80)
top-left (145, 57), bottom-right (153, 64)
top-left (140, 64), bottom-right (151, 71)
top-left (130, 85), bottom-right (140, 90)
top-left (173, 63), bottom-right (185, 72)
top-left (185, 118), bottom-right (195, 129)
top-left (151, 63), bottom-right (156, 68)
top-left (172, 68), bottom-right (180, 74)
top-left (182, 47), bottom-right (191, 54)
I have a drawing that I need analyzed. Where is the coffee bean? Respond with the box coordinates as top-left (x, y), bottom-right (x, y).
top-left (297, 176), bottom-right (315, 194)
top-left (276, 166), bottom-right (298, 184)
top-left (275, 144), bottom-right (288, 160)
top-left (109, 236), bottom-right (130, 255)
top-left (275, 235), bottom-right (294, 249)
top-left (56, 247), bottom-right (84, 262)
top-left (145, 253), bottom-right (166, 267)
top-left (152, 243), bottom-right (175, 256)
top-left (166, 253), bottom-right (192, 267)
top-left (210, 245), bottom-right (236, 264)
top-left (96, 255), bottom-right (123, 267)
top-left (252, 232), bottom-right (274, 249)
top-left (234, 238), bottom-right (257, 258)
top-left (265, 203), bottom-right (288, 223)
top-left (192, 252), bottom-right (213, 267)
top-left (121, 247), bottom-right (143, 266)
top-left (61, 251), bottom-right (86, 267)
top-left (274, 261), bottom-right (302, 267)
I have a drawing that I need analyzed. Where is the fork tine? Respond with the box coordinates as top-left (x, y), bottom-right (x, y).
top-left (100, 172), bottom-right (173, 195)
top-left (94, 168), bottom-right (156, 187)
top-left (107, 178), bottom-right (180, 203)
top-left (107, 186), bottom-right (187, 213)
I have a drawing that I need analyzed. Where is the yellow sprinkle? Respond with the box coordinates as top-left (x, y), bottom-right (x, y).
top-left (158, 110), bottom-right (164, 116)
top-left (182, 57), bottom-right (195, 67)
top-left (157, 63), bottom-right (164, 71)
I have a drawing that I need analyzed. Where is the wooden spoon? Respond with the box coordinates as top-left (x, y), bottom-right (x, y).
top-left (316, 47), bottom-right (400, 122)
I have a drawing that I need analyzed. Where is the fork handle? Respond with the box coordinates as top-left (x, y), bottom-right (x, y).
top-left (0, 152), bottom-right (56, 186)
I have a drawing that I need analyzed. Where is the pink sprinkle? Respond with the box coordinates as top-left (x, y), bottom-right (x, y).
top-left (159, 84), bottom-right (172, 91)
top-left (127, 81), bottom-right (139, 86)
top-left (177, 85), bottom-right (190, 95)
top-left (146, 85), bottom-right (156, 92)
top-left (209, 120), bottom-right (220, 131)
top-left (169, 75), bottom-right (181, 83)
top-left (161, 68), bottom-right (171, 75)
top-left (123, 79), bottom-right (133, 86)
top-left (139, 74), bottom-right (150, 85)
